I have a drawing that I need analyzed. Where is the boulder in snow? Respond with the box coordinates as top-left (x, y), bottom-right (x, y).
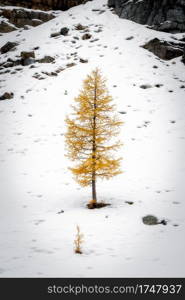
top-left (75, 23), bottom-right (87, 30)
top-left (37, 55), bottom-right (55, 64)
top-left (50, 31), bottom-right (61, 38)
top-left (0, 92), bottom-right (14, 101)
top-left (21, 51), bottom-right (35, 66)
top-left (142, 215), bottom-right (159, 225)
top-left (82, 33), bottom-right (92, 40)
top-left (21, 51), bottom-right (35, 60)
top-left (142, 38), bottom-right (184, 60)
top-left (142, 215), bottom-right (167, 225)
top-left (0, 41), bottom-right (18, 54)
top-left (60, 27), bottom-right (69, 36)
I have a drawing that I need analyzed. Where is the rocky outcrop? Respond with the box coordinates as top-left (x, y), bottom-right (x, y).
top-left (0, 7), bottom-right (55, 30)
top-left (0, 0), bottom-right (91, 11)
top-left (108, 0), bottom-right (185, 33)
top-left (142, 38), bottom-right (184, 60)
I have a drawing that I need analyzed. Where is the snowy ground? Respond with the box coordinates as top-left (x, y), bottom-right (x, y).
top-left (0, 0), bottom-right (185, 277)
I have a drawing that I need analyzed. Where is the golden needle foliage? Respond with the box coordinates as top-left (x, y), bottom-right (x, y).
top-left (65, 68), bottom-right (123, 203)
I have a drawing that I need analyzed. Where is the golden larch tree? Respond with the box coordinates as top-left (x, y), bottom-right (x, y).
top-left (65, 68), bottom-right (122, 208)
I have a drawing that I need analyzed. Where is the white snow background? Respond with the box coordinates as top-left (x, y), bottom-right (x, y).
top-left (0, 0), bottom-right (185, 277)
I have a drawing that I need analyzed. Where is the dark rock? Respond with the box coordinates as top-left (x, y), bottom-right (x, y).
top-left (160, 219), bottom-right (167, 225)
top-left (108, 0), bottom-right (185, 33)
top-left (20, 51), bottom-right (35, 66)
top-left (75, 23), bottom-right (87, 30)
top-left (42, 71), bottom-right (57, 76)
top-left (92, 9), bottom-right (105, 15)
top-left (3, 61), bottom-right (14, 68)
top-left (80, 58), bottom-right (88, 63)
top-left (125, 201), bottom-right (134, 205)
top-left (0, 92), bottom-right (14, 101)
top-left (179, 36), bottom-right (185, 42)
top-left (82, 33), bottom-right (92, 40)
top-left (1, 58), bottom-right (22, 69)
top-left (50, 31), bottom-right (60, 38)
top-left (0, 8), bottom-right (55, 30)
top-left (57, 210), bottom-right (64, 214)
top-left (140, 84), bottom-right (152, 89)
top-left (33, 72), bottom-right (45, 80)
top-left (0, 41), bottom-right (18, 54)
top-left (29, 65), bottom-right (36, 68)
top-left (142, 215), bottom-right (159, 225)
top-left (23, 58), bottom-right (35, 66)
top-left (90, 38), bottom-right (99, 43)
top-left (60, 27), bottom-right (69, 36)
top-left (142, 38), bottom-right (184, 60)
top-left (51, 27), bottom-right (69, 37)
top-left (0, 21), bottom-right (17, 33)
top-left (155, 84), bottom-right (163, 88)
top-left (21, 51), bottom-right (35, 59)
top-left (125, 36), bottom-right (134, 40)
top-left (66, 62), bottom-right (76, 68)
top-left (37, 55), bottom-right (55, 63)
top-left (119, 111), bottom-right (127, 114)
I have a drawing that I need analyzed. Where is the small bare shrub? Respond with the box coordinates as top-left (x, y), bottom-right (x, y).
top-left (74, 225), bottom-right (83, 254)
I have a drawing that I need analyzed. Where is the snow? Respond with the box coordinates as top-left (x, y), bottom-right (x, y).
top-left (0, 0), bottom-right (185, 277)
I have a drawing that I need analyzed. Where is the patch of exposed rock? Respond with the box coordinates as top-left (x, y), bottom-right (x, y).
top-left (0, 7), bottom-right (55, 32)
top-left (0, 0), bottom-right (91, 11)
top-left (108, 0), bottom-right (185, 33)
top-left (142, 38), bottom-right (184, 60)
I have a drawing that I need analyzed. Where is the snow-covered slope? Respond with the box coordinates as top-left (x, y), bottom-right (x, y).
top-left (0, 0), bottom-right (185, 277)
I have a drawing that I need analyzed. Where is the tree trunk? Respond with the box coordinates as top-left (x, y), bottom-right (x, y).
top-left (91, 70), bottom-right (98, 206)
top-left (92, 178), bottom-right (97, 204)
